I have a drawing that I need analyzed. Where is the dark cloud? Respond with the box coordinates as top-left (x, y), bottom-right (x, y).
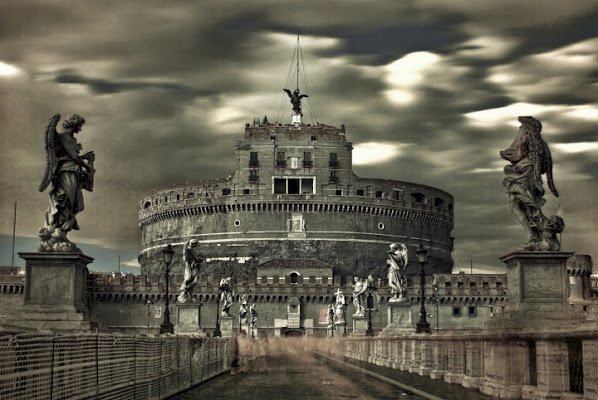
top-left (1, 0), bottom-right (597, 269)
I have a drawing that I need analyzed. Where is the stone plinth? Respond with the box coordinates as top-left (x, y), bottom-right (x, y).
top-left (351, 316), bottom-right (368, 336)
top-left (175, 303), bottom-right (205, 336)
top-left (220, 316), bottom-right (234, 337)
top-left (3, 252), bottom-right (96, 332)
top-left (503, 251), bottom-right (572, 309)
top-left (486, 251), bottom-right (585, 331)
top-left (381, 300), bottom-right (415, 335)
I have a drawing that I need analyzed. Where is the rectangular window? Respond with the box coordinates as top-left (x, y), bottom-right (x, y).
top-left (392, 189), bottom-right (402, 200)
top-left (276, 152), bottom-right (286, 168)
top-left (249, 152), bottom-right (259, 167)
top-left (329, 153), bottom-right (339, 169)
top-left (329, 171), bottom-right (338, 184)
top-left (249, 169), bottom-right (259, 182)
top-left (303, 152), bottom-right (312, 168)
top-left (274, 178), bottom-right (286, 194)
top-left (468, 306), bottom-right (475, 315)
top-left (453, 307), bottom-right (461, 316)
top-left (288, 179), bottom-right (300, 194)
top-left (301, 178), bottom-right (314, 194)
top-left (336, 189), bottom-right (342, 196)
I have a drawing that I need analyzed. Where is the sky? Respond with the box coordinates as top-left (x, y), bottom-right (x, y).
top-left (1, 0), bottom-right (597, 274)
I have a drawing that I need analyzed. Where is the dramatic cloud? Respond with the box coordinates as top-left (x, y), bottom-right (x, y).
top-left (1, 1), bottom-right (597, 273)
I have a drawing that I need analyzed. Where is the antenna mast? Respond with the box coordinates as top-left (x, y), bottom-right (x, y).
top-left (296, 35), bottom-right (300, 90)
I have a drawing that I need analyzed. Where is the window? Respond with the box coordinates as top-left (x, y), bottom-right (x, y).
top-left (445, 282), bottom-right (452, 288)
top-left (470, 281), bottom-right (476, 288)
top-left (249, 152), bottom-right (259, 167)
top-left (222, 188), bottom-right (231, 196)
top-left (187, 193), bottom-right (195, 199)
top-left (376, 191), bottom-right (383, 198)
top-left (336, 189), bottom-right (342, 196)
top-left (290, 273), bottom-right (299, 284)
top-left (356, 189), bottom-right (364, 196)
top-left (243, 188), bottom-right (250, 195)
top-left (303, 152), bottom-right (312, 168)
top-left (453, 307), bottom-right (461, 316)
top-left (329, 153), bottom-right (339, 169)
top-left (457, 282), bottom-right (464, 288)
top-left (176, 194), bottom-right (180, 201)
top-left (310, 135), bottom-right (317, 141)
top-left (249, 170), bottom-right (259, 182)
top-left (483, 282), bottom-right (489, 288)
top-left (435, 198), bottom-right (445, 208)
top-left (276, 152), bottom-right (286, 168)
top-left (288, 178), bottom-right (300, 194)
top-left (468, 306), bottom-right (475, 315)
top-left (329, 171), bottom-right (338, 184)
top-left (273, 177), bottom-right (315, 195)
top-left (143, 201), bottom-right (151, 209)
top-left (411, 193), bottom-right (426, 204)
top-left (290, 157), bottom-right (298, 169)
top-left (392, 190), bottom-right (402, 200)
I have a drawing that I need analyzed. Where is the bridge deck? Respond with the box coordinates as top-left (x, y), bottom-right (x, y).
top-left (171, 340), bottom-right (499, 400)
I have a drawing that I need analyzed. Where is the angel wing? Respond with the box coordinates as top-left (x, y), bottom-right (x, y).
top-left (529, 127), bottom-right (559, 197)
top-left (39, 114), bottom-right (61, 192)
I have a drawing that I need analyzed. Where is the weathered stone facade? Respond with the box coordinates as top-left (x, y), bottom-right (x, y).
top-left (138, 121), bottom-right (454, 279)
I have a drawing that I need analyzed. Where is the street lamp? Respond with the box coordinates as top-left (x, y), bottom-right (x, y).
top-left (415, 245), bottom-right (431, 333)
top-left (160, 244), bottom-right (175, 334)
top-left (213, 282), bottom-right (222, 337)
top-left (365, 290), bottom-right (374, 336)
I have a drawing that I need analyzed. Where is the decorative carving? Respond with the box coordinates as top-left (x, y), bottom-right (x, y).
top-left (38, 114), bottom-right (95, 253)
top-left (500, 116), bottom-right (564, 251)
top-left (283, 88), bottom-right (308, 115)
top-left (177, 239), bottom-right (202, 303)
top-left (388, 243), bottom-right (408, 301)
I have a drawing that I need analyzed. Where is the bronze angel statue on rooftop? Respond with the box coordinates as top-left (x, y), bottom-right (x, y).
top-left (38, 114), bottom-right (95, 253)
top-left (500, 116), bottom-right (564, 251)
top-left (283, 88), bottom-right (308, 115)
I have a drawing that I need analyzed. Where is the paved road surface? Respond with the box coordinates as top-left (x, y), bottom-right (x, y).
top-left (173, 352), bottom-right (421, 400)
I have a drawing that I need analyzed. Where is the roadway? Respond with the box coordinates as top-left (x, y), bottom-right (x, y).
top-left (170, 337), bottom-right (499, 400)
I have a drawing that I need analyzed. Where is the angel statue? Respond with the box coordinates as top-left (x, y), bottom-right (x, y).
top-left (326, 304), bottom-right (335, 327)
top-left (38, 114), bottom-right (95, 253)
top-left (250, 303), bottom-right (257, 328)
top-left (388, 243), bottom-right (408, 302)
top-left (351, 277), bottom-right (368, 317)
top-left (283, 88), bottom-right (308, 115)
top-left (239, 295), bottom-right (248, 324)
top-left (177, 239), bottom-right (202, 303)
top-left (219, 277), bottom-right (234, 317)
top-left (500, 116), bottom-right (564, 251)
top-left (334, 289), bottom-right (346, 325)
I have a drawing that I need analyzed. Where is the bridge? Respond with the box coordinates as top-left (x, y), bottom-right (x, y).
top-left (0, 332), bottom-right (502, 400)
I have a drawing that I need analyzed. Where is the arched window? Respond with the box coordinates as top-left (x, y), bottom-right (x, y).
top-left (143, 201), bottom-right (151, 209)
top-left (411, 192), bottom-right (426, 204)
top-left (435, 197), bottom-right (445, 208)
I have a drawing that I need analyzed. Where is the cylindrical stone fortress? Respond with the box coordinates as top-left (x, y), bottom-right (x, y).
top-left (139, 122), bottom-right (454, 279)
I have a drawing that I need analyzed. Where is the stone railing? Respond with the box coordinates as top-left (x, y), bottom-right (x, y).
top-left (330, 331), bottom-right (598, 399)
top-left (0, 332), bottom-right (230, 400)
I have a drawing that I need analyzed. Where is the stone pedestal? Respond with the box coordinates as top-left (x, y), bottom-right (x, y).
top-left (334, 322), bottom-right (346, 337)
top-left (486, 251), bottom-right (583, 331)
top-left (3, 252), bottom-right (96, 332)
top-left (351, 316), bottom-right (368, 336)
top-left (175, 303), bottom-right (205, 336)
top-left (220, 316), bottom-right (234, 337)
top-left (381, 300), bottom-right (415, 335)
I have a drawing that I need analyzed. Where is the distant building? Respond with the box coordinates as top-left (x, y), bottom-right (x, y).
top-left (138, 114), bottom-right (454, 281)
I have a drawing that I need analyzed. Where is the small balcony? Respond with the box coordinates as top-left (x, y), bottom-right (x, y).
top-left (276, 161), bottom-right (287, 168)
top-left (303, 160), bottom-right (313, 169)
top-left (329, 161), bottom-right (340, 169)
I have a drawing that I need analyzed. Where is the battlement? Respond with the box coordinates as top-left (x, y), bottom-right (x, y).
top-left (243, 122), bottom-right (346, 142)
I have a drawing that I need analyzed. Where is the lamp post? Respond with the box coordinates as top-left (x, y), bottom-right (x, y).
top-left (365, 290), bottom-right (374, 336)
top-left (415, 244), bottom-right (431, 333)
top-left (160, 244), bottom-right (175, 334)
top-left (213, 283), bottom-right (222, 337)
